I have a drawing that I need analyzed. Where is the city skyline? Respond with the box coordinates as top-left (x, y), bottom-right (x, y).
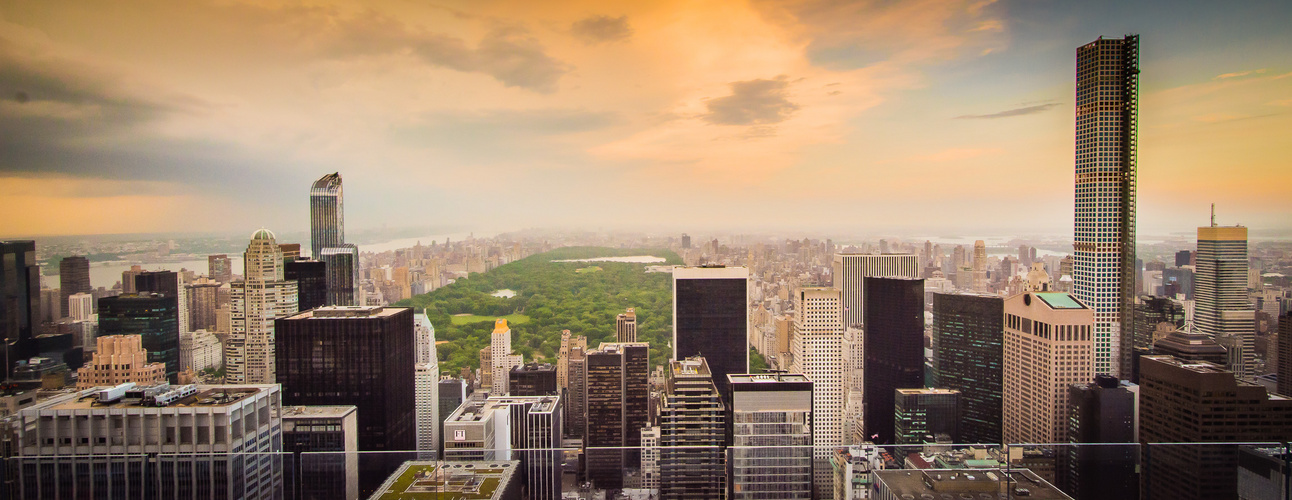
top-left (1, 1), bottom-right (1289, 238)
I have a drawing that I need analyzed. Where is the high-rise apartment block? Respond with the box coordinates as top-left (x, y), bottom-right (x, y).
top-left (563, 340), bottom-right (588, 439)
top-left (1061, 375), bottom-right (1138, 500)
top-left (414, 313), bottom-right (440, 458)
top-left (67, 292), bottom-right (93, 322)
top-left (616, 307), bottom-right (637, 342)
top-left (1194, 222), bottom-right (1255, 377)
top-left (1279, 313), bottom-right (1292, 398)
top-left (490, 319), bottom-right (524, 395)
top-left (788, 287), bottom-right (845, 493)
top-left (1139, 355), bottom-right (1292, 499)
top-left (14, 384), bottom-right (284, 499)
top-left (831, 253), bottom-right (919, 328)
top-left (228, 230), bottom-right (298, 384)
top-left (135, 270), bottom-right (189, 344)
top-left (1002, 292), bottom-right (1094, 444)
top-left (443, 395), bottom-right (563, 500)
top-left (556, 330), bottom-right (585, 391)
top-left (179, 328), bottom-right (223, 372)
top-left (58, 256), bottom-right (90, 319)
top-left (862, 277), bottom-right (925, 444)
top-left (584, 342), bottom-right (649, 490)
top-left (726, 373), bottom-right (814, 500)
top-left (97, 292), bottom-right (180, 382)
top-left (185, 278), bottom-right (222, 332)
top-left (659, 356), bottom-right (726, 500)
top-left (1074, 35), bottom-right (1139, 377)
top-left (75, 334), bottom-right (166, 388)
top-left (673, 266), bottom-right (748, 397)
top-left (931, 292), bottom-right (1004, 444)
top-left (893, 388), bottom-right (961, 445)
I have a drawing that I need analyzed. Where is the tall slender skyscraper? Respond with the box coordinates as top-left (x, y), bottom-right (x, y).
top-left (862, 277), bottom-right (924, 445)
top-left (1194, 218), bottom-right (1255, 377)
top-left (58, 256), bottom-right (90, 319)
top-left (584, 342), bottom-right (649, 490)
top-left (310, 172), bottom-right (344, 259)
top-left (228, 229), bottom-right (298, 384)
top-left (616, 308), bottom-right (637, 342)
top-left (1074, 35), bottom-right (1139, 377)
top-left (1, 241), bottom-right (39, 379)
top-left (673, 266), bottom-right (748, 396)
top-left (659, 356), bottom-right (726, 500)
top-left (788, 287), bottom-right (845, 495)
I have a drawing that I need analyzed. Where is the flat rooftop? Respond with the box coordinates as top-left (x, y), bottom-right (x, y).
top-left (370, 461), bottom-right (518, 500)
top-left (896, 388), bottom-right (960, 396)
top-left (282, 405), bottom-right (357, 419)
top-left (728, 373), bottom-right (811, 384)
top-left (875, 469), bottom-right (1071, 499)
top-left (1034, 292), bottom-right (1087, 309)
top-left (46, 385), bottom-right (268, 411)
top-left (446, 396), bottom-right (560, 423)
top-left (286, 306), bottom-right (408, 319)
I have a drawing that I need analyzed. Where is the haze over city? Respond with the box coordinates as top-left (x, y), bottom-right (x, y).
top-left (1, 0), bottom-right (1290, 239)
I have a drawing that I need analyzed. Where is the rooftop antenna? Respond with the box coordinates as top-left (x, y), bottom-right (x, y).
top-left (1211, 203), bottom-right (1216, 227)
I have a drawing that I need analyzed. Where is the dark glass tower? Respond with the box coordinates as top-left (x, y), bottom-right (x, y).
top-left (310, 172), bottom-right (344, 259)
top-left (97, 293), bottom-right (180, 382)
top-left (285, 258), bottom-right (328, 311)
top-left (1280, 313), bottom-right (1292, 398)
top-left (508, 362), bottom-right (557, 396)
top-left (134, 270), bottom-right (179, 299)
top-left (893, 388), bottom-right (960, 445)
top-left (1074, 35), bottom-right (1139, 378)
top-left (1132, 295), bottom-right (1185, 351)
top-left (659, 356), bottom-right (726, 500)
top-left (275, 306), bottom-right (416, 495)
top-left (320, 245), bottom-right (359, 306)
top-left (58, 256), bottom-right (90, 318)
top-left (863, 277), bottom-right (924, 444)
top-left (1, 241), bottom-right (39, 380)
top-left (1061, 375), bottom-right (1138, 500)
top-left (673, 266), bottom-right (748, 397)
top-left (931, 292), bottom-right (1003, 444)
top-left (583, 342), bottom-right (649, 490)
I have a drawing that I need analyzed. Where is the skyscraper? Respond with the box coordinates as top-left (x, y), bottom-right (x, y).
top-left (490, 318), bottom-right (523, 395)
top-left (584, 342), bottom-right (649, 490)
top-left (509, 362), bottom-right (557, 396)
top-left (1002, 292), bottom-right (1094, 444)
top-left (1062, 375), bottom-right (1138, 500)
top-left (893, 388), bottom-right (961, 445)
top-left (1139, 355), bottom-right (1292, 499)
top-left (442, 395), bottom-right (563, 500)
top-left (659, 356), bottom-right (726, 500)
top-left (971, 240), bottom-right (988, 292)
top-left (564, 341), bottom-right (588, 439)
top-left (1074, 35), bottom-right (1139, 377)
top-left (673, 266), bottom-right (748, 396)
top-left (1, 241), bottom-right (39, 380)
top-left (208, 254), bottom-right (233, 284)
top-left (310, 172), bottom-right (344, 259)
top-left (726, 373), bottom-right (813, 500)
top-left (831, 253), bottom-right (919, 328)
top-left (788, 287), bottom-right (845, 493)
top-left (285, 258), bottom-right (327, 311)
top-left (58, 256), bottom-right (90, 319)
top-left (1194, 220), bottom-right (1255, 377)
top-left (135, 270), bottom-right (188, 342)
top-left (862, 277), bottom-right (924, 444)
top-left (414, 313), bottom-right (440, 458)
top-left (616, 307), bottom-right (637, 342)
top-left (228, 229), bottom-right (298, 384)
top-left (931, 292), bottom-right (1004, 444)
top-left (97, 292), bottom-right (180, 382)
top-left (1279, 313), bottom-right (1292, 398)
top-left (320, 244), bottom-right (359, 306)
top-left (275, 305), bottom-right (416, 494)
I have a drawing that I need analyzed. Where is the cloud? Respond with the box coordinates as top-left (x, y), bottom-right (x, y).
top-left (1215, 68), bottom-right (1266, 79)
top-left (955, 102), bottom-right (1058, 119)
top-left (907, 147), bottom-right (1002, 163)
top-left (704, 77), bottom-right (800, 126)
top-left (570, 15), bottom-right (633, 44)
top-left (406, 29), bottom-right (570, 93)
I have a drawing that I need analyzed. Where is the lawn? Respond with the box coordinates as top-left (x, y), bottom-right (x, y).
top-left (449, 313), bottom-right (531, 326)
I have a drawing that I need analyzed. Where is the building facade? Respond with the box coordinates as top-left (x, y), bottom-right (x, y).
top-left (1194, 223), bottom-right (1255, 377)
top-left (930, 292), bottom-right (1003, 444)
top-left (584, 342), bottom-right (649, 490)
top-left (726, 373), bottom-right (813, 500)
top-left (862, 277), bottom-right (925, 445)
top-left (58, 256), bottom-right (90, 319)
top-left (659, 357), bottom-right (726, 500)
top-left (893, 388), bottom-right (960, 445)
top-left (443, 396), bottom-right (563, 500)
top-left (787, 287), bottom-right (844, 494)
top-left (75, 334), bottom-right (166, 389)
top-left (1002, 292), bottom-right (1094, 444)
top-left (282, 405), bottom-right (359, 500)
top-left (831, 253), bottom-right (919, 328)
top-left (673, 266), bottom-right (748, 397)
top-left (228, 230), bottom-right (298, 384)
top-left (97, 293), bottom-right (180, 382)
top-left (1062, 375), bottom-right (1138, 500)
top-left (616, 308), bottom-right (637, 342)
top-left (1073, 35), bottom-right (1140, 377)
top-left (309, 172), bottom-right (344, 259)
top-left (490, 319), bottom-right (524, 395)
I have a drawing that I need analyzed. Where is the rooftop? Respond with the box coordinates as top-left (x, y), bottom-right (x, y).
top-left (446, 396), bottom-right (560, 423)
top-left (728, 373), bottom-right (811, 384)
top-left (287, 306), bottom-right (407, 319)
top-left (282, 405), bottom-right (357, 419)
top-left (370, 461), bottom-right (517, 500)
top-left (1034, 292), bottom-right (1087, 309)
top-left (874, 468), bottom-right (1071, 499)
top-left (42, 385), bottom-right (270, 411)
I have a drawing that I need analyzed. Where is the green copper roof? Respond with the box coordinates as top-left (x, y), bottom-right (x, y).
top-left (1035, 292), bottom-right (1086, 309)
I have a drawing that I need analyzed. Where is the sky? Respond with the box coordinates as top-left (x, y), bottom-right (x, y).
top-left (0, 0), bottom-right (1289, 239)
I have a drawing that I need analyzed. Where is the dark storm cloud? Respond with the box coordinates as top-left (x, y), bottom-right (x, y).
top-left (955, 102), bottom-right (1059, 119)
top-left (703, 78), bottom-right (800, 126)
top-left (570, 15), bottom-right (633, 44)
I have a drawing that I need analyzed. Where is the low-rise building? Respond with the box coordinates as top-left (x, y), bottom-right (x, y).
top-left (368, 460), bottom-right (521, 500)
